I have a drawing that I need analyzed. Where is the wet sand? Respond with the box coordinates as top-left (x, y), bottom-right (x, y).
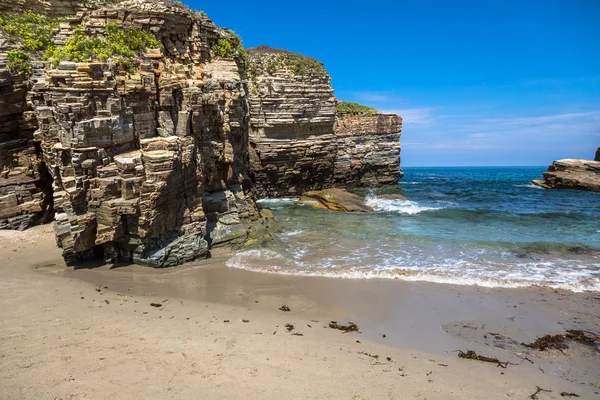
top-left (1, 225), bottom-right (599, 399)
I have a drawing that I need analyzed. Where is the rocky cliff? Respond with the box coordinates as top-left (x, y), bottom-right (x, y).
top-left (0, 0), bottom-right (277, 266)
top-left (0, 1), bottom-right (402, 267)
top-left (246, 47), bottom-right (403, 198)
top-left (532, 158), bottom-right (600, 192)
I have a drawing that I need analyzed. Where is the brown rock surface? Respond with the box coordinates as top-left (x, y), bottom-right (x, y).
top-left (1, 0), bottom-right (272, 266)
top-left (297, 188), bottom-right (373, 212)
top-left (246, 47), bottom-right (402, 198)
top-left (532, 159), bottom-right (600, 192)
top-left (0, 1), bottom-right (402, 266)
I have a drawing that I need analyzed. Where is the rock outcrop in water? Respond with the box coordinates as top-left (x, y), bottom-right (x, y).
top-left (246, 47), bottom-right (403, 198)
top-left (532, 158), bottom-right (600, 192)
top-left (0, 1), bottom-right (402, 266)
top-left (297, 188), bottom-right (373, 212)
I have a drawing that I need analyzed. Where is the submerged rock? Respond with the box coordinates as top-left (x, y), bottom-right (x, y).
top-left (532, 159), bottom-right (600, 192)
top-left (297, 189), bottom-right (373, 212)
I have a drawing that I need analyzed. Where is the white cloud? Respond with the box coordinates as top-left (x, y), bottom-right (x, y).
top-left (385, 108), bottom-right (435, 124)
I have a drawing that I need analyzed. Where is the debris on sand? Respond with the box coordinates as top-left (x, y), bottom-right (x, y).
top-left (242, 319), bottom-right (249, 323)
top-left (285, 323), bottom-right (294, 332)
top-left (529, 386), bottom-right (552, 399)
top-left (560, 392), bottom-right (580, 398)
top-left (523, 334), bottom-right (568, 351)
top-left (522, 329), bottom-right (599, 351)
top-left (150, 303), bottom-right (162, 308)
top-left (457, 350), bottom-right (509, 368)
top-left (358, 351), bottom-right (379, 360)
top-left (279, 305), bottom-right (291, 312)
top-left (329, 321), bottom-right (359, 333)
top-left (291, 332), bottom-right (304, 336)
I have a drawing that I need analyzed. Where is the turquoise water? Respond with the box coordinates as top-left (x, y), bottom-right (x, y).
top-left (227, 167), bottom-right (600, 291)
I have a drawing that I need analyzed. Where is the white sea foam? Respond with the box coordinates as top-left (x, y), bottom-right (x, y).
top-left (365, 196), bottom-right (441, 215)
top-left (256, 197), bottom-right (298, 208)
top-left (226, 249), bottom-right (600, 293)
top-left (514, 184), bottom-right (544, 190)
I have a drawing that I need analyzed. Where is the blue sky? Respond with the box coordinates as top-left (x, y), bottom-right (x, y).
top-left (188, 0), bottom-right (600, 166)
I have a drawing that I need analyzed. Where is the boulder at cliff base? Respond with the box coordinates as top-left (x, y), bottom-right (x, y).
top-left (296, 189), bottom-right (373, 212)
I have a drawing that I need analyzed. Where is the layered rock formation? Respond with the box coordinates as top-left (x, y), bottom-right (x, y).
top-left (1, 0), bottom-right (275, 266)
top-left (0, 2), bottom-right (402, 267)
top-left (532, 158), bottom-right (600, 192)
top-left (0, 31), bottom-right (53, 230)
top-left (246, 47), bottom-right (403, 198)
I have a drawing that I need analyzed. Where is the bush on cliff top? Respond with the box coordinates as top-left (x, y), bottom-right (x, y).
top-left (246, 45), bottom-right (327, 78)
top-left (0, 12), bottom-right (65, 52)
top-left (212, 30), bottom-right (246, 59)
top-left (0, 12), bottom-right (66, 75)
top-left (336, 101), bottom-right (378, 115)
top-left (45, 22), bottom-right (162, 71)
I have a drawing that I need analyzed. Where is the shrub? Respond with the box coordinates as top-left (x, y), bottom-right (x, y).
top-left (212, 31), bottom-right (245, 58)
top-left (246, 45), bottom-right (327, 77)
top-left (45, 22), bottom-right (162, 72)
top-left (336, 101), bottom-right (378, 115)
top-left (6, 49), bottom-right (32, 75)
top-left (0, 12), bottom-right (65, 52)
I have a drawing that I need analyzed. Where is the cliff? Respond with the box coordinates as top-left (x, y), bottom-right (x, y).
top-left (0, 1), bottom-right (402, 267)
top-left (246, 47), bottom-right (403, 198)
top-left (532, 157), bottom-right (600, 192)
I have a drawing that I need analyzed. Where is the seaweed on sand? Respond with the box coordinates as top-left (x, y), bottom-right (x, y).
top-left (522, 329), bottom-right (599, 351)
top-left (329, 321), bottom-right (359, 333)
top-left (457, 350), bottom-right (509, 368)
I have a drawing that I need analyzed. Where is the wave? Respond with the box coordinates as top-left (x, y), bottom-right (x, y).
top-left (256, 197), bottom-right (298, 209)
top-left (365, 196), bottom-right (441, 215)
top-left (514, 183), bottom-right (544, 190)
top-left (226, 249), bottom-right (600, 293)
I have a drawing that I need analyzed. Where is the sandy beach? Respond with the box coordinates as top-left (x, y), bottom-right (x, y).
top-left (1, 224), bottom-right (599, 399)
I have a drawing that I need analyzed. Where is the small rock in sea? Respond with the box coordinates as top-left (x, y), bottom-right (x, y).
top-left (279, 305), bottom-right (291, 312)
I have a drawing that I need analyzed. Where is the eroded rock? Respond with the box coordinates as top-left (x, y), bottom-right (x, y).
top-left (532, 159), bottom-right (600, 192)
top-left (297, 188), bottom-right (373, 212)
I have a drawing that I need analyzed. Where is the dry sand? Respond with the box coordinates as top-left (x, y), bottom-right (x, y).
top-left (1, 225), bottom-right (599, 399)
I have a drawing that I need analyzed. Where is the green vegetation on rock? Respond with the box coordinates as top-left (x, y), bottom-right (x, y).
top-left (45, 22), bottom-right (162, 71)
top-left (246, 45), bottom-right (327, 78)
top-left (336, 101), bottom-right (378, 115)
top-left (212, 31), bottom-right (245, 58)
top-left (0, 12), bottom-right (65, 51)
top-left (0, 12), bottom-right (66, 75)
top-left (6, 49), bottom-right (32, 75)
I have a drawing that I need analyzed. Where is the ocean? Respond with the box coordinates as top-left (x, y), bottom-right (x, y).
top-left (227, 167), bottom-right (600, 292)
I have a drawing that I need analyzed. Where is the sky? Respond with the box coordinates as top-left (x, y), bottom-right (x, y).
top-left (188, 0), bottom-right (600, 166)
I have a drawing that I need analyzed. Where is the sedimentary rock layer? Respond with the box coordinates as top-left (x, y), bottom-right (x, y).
top-left (0, 1), bottom-right (402, 267)
top-left (1, 0), bottom-right (275, 266)
top-left (246, 48), bottom-right (403, 198)
top-left (0, 33), bottom-right (53, 230)
top-left (532, 159), bottom-right (600, 192)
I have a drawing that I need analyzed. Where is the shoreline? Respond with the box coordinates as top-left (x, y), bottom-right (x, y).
top-left (1, 225), bottom-right (599, 399)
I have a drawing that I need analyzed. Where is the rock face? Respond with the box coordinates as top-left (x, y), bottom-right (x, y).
top-left (0, 2), bottom-right (403, 267)
top-left (246, 47), bottom-right (403, 198)
top-left (595, 148), bottom-right (600, 162)
top-left (1, 0), bottom-right (274, 266)
top-left (532, 159), bottom-right (600, 192)
top-left (297, 188), bottom-right (373, 212)
top-left (0, 31), bottom-right (53, 230)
